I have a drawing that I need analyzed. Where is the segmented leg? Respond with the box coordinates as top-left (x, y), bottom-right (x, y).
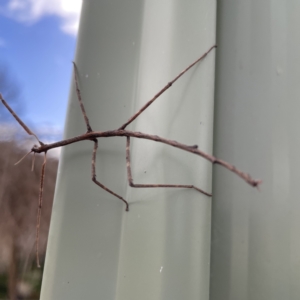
top-left (72, 62), bottom-right (93, 132)
top-left (0, 94), bottom-right (43, 145)
top-left (91, 139), bottom-right (129, 211)
top-left (36, 152), bottom-right (47, 268)
top-left (118, 45), bottom-right (217, 130)
top-left (126, 137), bottom-right (212, 196)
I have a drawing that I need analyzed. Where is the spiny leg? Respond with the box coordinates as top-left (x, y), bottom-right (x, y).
top-left (36, 152), bottom-right (47, 268)
top-left (126, 137), bottom-right (212, 196)
top-left (91, 139), bottom-right (129, 211)
top-left (72, 62), bottom-right (93, 132)
top-left (118, 45), bottom-right (217, 130)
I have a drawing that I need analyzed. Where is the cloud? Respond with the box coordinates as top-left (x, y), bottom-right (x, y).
top-left (2, 0), bottom-right (82, 35)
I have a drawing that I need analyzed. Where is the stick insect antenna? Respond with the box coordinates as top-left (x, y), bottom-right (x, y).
top-left (14, 150), bottom-right (32, 166)
top-left (125, 136), bottom-right (212, 196)
top-left (32, 152), bottom-right (36, 171)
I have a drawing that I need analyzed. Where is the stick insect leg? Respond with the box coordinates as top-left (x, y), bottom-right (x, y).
top-left (91, 139), bottom-right (129, 211)
top-left (36, 152), bottom-right (47, 268)
top-left (118, 45), bottom-right (217, 130)
top-left (126, 137), bottom-right (212, 197)
top-left (72, 62), bottom-right (93, 132)
top-left (0, 94), bottom-right (43, 145)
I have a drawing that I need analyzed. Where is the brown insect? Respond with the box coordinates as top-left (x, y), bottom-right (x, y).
top-left (0, 44), bottom-right (261, 266)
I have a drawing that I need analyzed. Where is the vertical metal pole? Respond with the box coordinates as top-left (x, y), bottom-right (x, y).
top-left (211, 1), bottom-right (300, 299)
top-left (41, 1), bottom-right (216, 299)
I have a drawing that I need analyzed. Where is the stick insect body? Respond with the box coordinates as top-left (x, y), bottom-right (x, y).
top-left (0, 45), bottom-right (261, 266)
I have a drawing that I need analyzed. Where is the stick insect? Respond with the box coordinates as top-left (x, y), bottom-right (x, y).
top-left (0, 45), bottom-right (261, 266)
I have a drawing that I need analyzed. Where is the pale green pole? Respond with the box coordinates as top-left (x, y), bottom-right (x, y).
top-left (40, 1), bottom-right (216, 300)
top-left (211, 1), bottom-right (300, 299)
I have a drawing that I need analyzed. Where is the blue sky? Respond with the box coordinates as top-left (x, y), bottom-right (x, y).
top-left (0, 0), bottom-right (82, 139)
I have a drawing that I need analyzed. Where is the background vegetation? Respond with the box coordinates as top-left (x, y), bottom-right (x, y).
top-left (0, 58), bottom-right (59, 299)
top-left (0, 139), bottom-right (58, 300)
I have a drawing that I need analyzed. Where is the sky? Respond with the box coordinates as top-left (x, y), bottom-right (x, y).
top-left (0, 0), bottom-right (82, 141)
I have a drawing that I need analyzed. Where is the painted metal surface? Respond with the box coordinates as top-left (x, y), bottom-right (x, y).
top-left (211, 1), bottom-right (300, 299)
top-left (41, 1), bottom-right (216, 299)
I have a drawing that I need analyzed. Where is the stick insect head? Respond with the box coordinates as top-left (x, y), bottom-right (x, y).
top-left (31, 144), bottom-right (44, 154)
